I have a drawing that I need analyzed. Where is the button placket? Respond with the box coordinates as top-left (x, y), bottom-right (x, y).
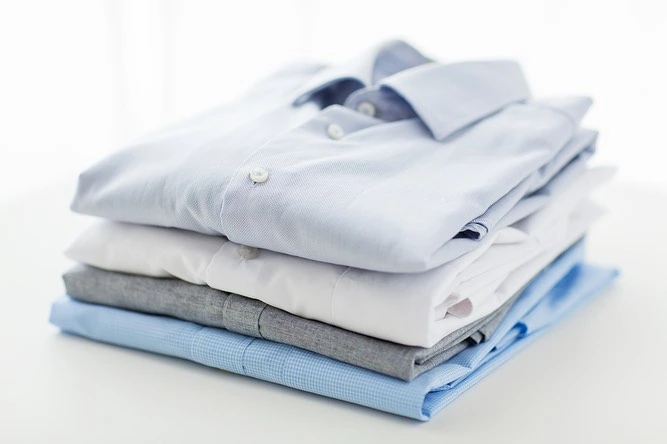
top-left (249, 166), bottom-right (269, 183)
top-left (326, 123), bottom-right (345, 140)
top-left (356, 101), bottom-right (376, 117)
top-left (238, 245), bottom-right (260, 260)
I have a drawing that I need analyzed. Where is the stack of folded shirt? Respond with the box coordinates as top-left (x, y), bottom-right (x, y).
top-left (50, 40), bottom-right (618, 421)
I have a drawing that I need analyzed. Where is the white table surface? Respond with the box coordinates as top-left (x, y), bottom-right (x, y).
top-left (1, 178), bottom-right (666, 443)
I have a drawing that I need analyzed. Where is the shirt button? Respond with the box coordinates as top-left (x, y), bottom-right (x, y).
top-left (249, 166), bottom-right (269, 183)
top-left (356, 101), bottom-right (376, 117)
top-left (326, 123), bottom-right (345, 140)
top-left (238, 245), bottom-right (259, 260)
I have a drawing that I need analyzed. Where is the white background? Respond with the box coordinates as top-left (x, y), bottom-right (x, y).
top-left (1, 1), bottom-right (667, 442)
top-left (1, 0), bottom-right (666, 201)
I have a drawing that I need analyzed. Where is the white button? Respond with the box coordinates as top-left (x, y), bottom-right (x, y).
top-left (249, 166), bottom-right (269, 183)
top-left (238, 245), bottom-right (259, 260)
top-left (356, 101), bottom-right (376, 117)
top-left (326, 123), bottom-right (345, 140)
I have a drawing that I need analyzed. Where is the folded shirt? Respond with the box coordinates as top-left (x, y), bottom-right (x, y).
top-left (63, 265), bottom-right (518, 381)
top-left (50, 240), bottom-right (619, 420)
top-left (70, 39), bottom-right (596, 273)
top-left (66, 163), bottom-right (612, 347)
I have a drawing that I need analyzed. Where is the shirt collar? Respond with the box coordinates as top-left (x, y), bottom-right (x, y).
top-left (293, 42), bottom-right (531, 141)
top-left (377, 60), bottom-right (532, 140)
top-left (292, 40), bottom-right (431, 106)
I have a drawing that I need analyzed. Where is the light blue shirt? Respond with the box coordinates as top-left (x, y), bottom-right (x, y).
top-left (71, 40), bottom-right (596, 272)
top-left (50, 241), bottom-right (618, 420)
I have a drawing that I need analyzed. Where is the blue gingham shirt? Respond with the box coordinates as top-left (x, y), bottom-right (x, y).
top-left (71, 40), bottom-right (596, 272)
top-left (50, 241), bottom-right (618, 420)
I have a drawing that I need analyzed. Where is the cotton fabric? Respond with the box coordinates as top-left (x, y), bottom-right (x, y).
top-left (70, 40), bottom-right (596, 273)
top-left (67, 164), bottom-right (612, 347)
top-left (50, 241), bottom-right (619, 420)
top-left (63, 265), bottom-right (517, 381)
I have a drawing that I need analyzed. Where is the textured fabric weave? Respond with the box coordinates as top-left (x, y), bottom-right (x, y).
top-left (70, 40), bottom-right (596, 273)
top-left (63, 265), bottom-right (515, 381)
top-left (50, 241), bottom-right (619, 420)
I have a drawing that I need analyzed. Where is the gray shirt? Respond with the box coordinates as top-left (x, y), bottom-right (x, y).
top-left (63, 265), bottom-right (516, 381)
